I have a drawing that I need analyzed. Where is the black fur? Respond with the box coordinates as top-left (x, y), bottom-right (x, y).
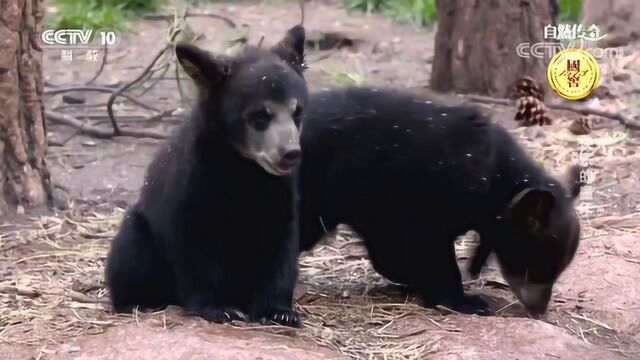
top-left (298, 87), bottom-right (581, 315)
top-left (105, 26), bottom-right (308, 327)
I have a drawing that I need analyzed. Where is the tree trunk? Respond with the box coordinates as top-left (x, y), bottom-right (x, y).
top-left (0, 0), bottom-right (51, 216)
top-left (431, 0), bottom-right (557, 98)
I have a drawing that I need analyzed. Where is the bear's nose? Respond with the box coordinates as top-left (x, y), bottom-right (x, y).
top-left (282, 147), bottom-right (302, 163)
top-left (282, 149), bottom-right (302, 162)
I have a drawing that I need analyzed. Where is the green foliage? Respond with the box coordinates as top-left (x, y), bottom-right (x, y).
top-left (343, 0), bottom-right (436, 27)
top-left (51, 0), bottom-right (165, 30)
top-left (343, 0), bottom-right (385, 14)
top-left (344, 0), bottom-right (583, 27)
top-left (183, 0), bottom-right (212, 5)
top-left (345, 0), bottom-right (437, 26)
top-left (386, 0), bottom-right (436, 27)
top-left (558, 0), bottom-right (582, 23)
top-left (327, 67), bottom-right (367, 86)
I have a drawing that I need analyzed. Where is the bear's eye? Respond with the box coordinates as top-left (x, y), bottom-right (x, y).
top-left (292, 104), bottom-right (303, 127)
top-left (293, 104), bottom-right (303, 118)
top-left (247, 108), bottom-right (272, 130)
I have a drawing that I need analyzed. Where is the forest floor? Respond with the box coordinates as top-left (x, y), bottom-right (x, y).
top-left (1, 1), bottom-right (640, 359)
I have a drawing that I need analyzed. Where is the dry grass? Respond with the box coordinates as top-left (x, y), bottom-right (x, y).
top-left (0, 208), bottom-right (124, 349)
top-left (1, 117), bottom-right (639, 359)
top-left (0, 210), bottom-right (442, 359)
top-left (1, 210), bottom-right (637, 358)
top-left (294, 228), bottom-right (442, 359)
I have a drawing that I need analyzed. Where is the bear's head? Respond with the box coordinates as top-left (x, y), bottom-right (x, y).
top-left (492, 165), bottom-right (583, 316)
top-left (175, 25), bottom-right (307, 176)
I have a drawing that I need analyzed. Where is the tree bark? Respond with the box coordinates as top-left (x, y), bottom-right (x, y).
top-left (0, 0), bottom-right (52, 216)
top-left (431, 0), bottom-right (557, 98)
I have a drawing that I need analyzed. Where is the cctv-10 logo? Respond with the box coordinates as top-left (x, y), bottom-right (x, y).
top-left (40, 29), bottom-right (120, 48)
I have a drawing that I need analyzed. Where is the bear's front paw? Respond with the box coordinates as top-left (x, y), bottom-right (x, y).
top-left (445, 294), bottom-right (494, 316)
top-left (258, 309), bottom-right (301, 327)
top-left (194, 307), bottom-right (248, 323)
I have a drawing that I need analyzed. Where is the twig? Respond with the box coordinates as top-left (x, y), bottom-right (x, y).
top-left (175, 61), bottom-right (186, 106)
top-left (461, 94), bottom-right (640, 130)
top-left (143, 11), bottom-right (237, 28)
top-left (0, 285), bottom-right (42, 298)
top-left (570, 313), bottom-right (615, 331)
top-left (107, 46), bottom-right (170, 135)
top-left (46, 110), bottom-right (168, 140)
top-left (45, 86), bottom-right (160, 113)
top-left (137, 62), bottom-right (171, 98)
top-left (308, 52), bottom-right (333, 64)
top-left (45, 86), bottom-right (115, 96)
top-left (461, 94), bottom-right (511, 106)
top-left (68, 290), bottom-right (110, 304)
top-left (52, 102), bottom-right (109, 111)
top-left (548, 101), bottom-right (640, 130)
top-left (83, 113), bottom-right (181, 122)
top-left (52, 118), bottom-right (87, 146)
top-left (86, 43), bottom-right (108, 85)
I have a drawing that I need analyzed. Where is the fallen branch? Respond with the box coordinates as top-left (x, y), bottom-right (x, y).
top-left (308, 52), bottom-right (333, 64)
top-left (0, 285), bottom-right (42, 298)
top-left (46, 110), bottom-right (168, 140)
top-left (45, 86), bottom-right (160, 113)
top-left (0, 284), bottom-right (111, 304)
top-left (68, 289), bottom-right (110, 304)
top-left (50, 118), bottom-right (87, 146)
top-left (462, 94), bottom-right (511, 106)
top-left (52, 102), bottom-right (109, 111)
top-left (143, 11), bottom-right (236, 28)
top-left (82, 113), bottom-right (182, 122)
top-left (548, 101), bottom-right (640, 130)
top-left (461, 94), bottom-right (640, 130)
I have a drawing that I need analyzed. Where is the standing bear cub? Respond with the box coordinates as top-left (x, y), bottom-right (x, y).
top-left (105, 25), bottom-right (308, 327)
top-left (299, 87), bottom-right (583, 316)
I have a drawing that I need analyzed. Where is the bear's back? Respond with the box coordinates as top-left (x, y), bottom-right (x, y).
top-left (303, 87), bottom-right (499, 232)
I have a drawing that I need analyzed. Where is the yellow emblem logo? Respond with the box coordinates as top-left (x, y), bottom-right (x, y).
top-left (547, 48), bottom-right (600, 101)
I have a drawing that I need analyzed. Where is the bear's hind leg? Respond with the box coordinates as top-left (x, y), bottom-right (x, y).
top-left (468, 237), bottom-right (492, 279)
top-left (171, 252), bottom-right (248, 324)
top-left (105, 209), bottom-right (176, 313)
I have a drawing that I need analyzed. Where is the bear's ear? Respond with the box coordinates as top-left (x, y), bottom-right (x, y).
top-left (271, 25), bottom-right (307, 73)
top-left (175, 42), bottom-right (232, 88)
top-left (509, 188), bottom-right (556, 232)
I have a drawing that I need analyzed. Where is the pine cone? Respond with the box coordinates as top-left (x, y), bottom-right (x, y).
top-left (515, 96), bottom-right (552, 126)
top-left (513, 76), bottom-right (545, 101)
top-left (568, 116), bottom-right (593, 135)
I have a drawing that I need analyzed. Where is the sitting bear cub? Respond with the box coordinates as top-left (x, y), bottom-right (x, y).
top-left (105, 25), bottom-right (308, 327)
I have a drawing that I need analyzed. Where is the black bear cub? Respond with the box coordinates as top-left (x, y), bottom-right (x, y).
top-left (299, 87), bottom-right (582, 316)
top-left (104, 25), bottom-right (308, 327)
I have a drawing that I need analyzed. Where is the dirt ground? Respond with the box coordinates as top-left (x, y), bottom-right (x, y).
top-left (1, 0), bottom-right (639, 359)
